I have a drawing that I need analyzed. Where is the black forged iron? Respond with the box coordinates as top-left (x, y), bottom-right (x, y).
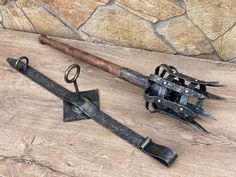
top-left (142, 64), bottom-right (224, 132)
top-left (120, 64), bottom-right (224, 132)
top-left (7, 56), bottom-right (177, 167)
top-left (38, 35), bottom-right (224, 132)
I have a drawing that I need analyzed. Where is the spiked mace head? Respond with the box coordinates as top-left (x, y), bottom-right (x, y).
top-left (144, 64), bottom-right (224, 132)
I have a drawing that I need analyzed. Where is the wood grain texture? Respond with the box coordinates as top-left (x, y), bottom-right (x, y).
top-left (0, 29), bottom-right (236, 177)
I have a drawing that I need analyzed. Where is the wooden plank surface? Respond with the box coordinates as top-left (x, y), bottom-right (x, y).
top-left (0, 29), bottom-right (236, 177)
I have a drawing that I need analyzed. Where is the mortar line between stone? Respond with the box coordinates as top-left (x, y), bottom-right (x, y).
top-left (108, 2), bottom-right (158, 26)
top-left (228, 57), bottom-right (236, 63)
top-left (38, 2), bottom-right (80, 38)
top-left (154, 11), bottom-right (187, 25)
top-left (108, 1), bottom-right (180, 53)
top-left (213, 22), bottom-right (236, 41)
top-left (77, 0), bottom-right (114, 31)
top-left (152, 24), bottom-right (178, 54)
top-left (184, 13), bottom-right (222, 60)
top-left (80, 29), bottom-right (115, 45)
top-left (15, 2), bottom-right (37, 33)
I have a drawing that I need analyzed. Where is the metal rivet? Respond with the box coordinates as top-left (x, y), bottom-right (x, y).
top-left (157, 99), bottom-right (161, 103)
top-left (164, 81), bottom-right (167, 85)
top-left (185, 89), bottom-right (189, 93)
top-left (140, 137), bottom-right (152, 149)
top-left (180, 107), bottom-right (184, 112)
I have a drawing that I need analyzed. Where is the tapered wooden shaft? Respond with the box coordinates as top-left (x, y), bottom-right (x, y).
top-left (39, 35), bottom-right (121, 77)
top-left (38, 35), bottom-right (149, 89)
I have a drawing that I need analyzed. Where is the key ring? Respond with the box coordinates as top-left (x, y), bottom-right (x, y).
top-left (15, 56), bottom-right (29, 70)
top-left (64, 64), bottom-right (81, 93)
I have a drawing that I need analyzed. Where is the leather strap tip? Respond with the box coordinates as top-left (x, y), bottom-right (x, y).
top-left (141, 141), bottom-right (177, 167)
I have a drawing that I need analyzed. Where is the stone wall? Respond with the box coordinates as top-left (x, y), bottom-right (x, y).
top-left (0, 0), bottom-right (235, 62)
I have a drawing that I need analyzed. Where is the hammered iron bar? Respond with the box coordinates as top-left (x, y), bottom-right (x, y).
top-left (7, 56), bottom-right (177, 167)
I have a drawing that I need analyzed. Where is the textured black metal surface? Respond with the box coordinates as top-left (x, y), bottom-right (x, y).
top-left (63, 90), bottom-right (99, 121)
top-left (144, 64), bottom-right (224, 132)
top-left (120, 67), bottom-right (149, 89)
top-left (118, 64), bottom-right (223, 132)
top-left (7, 57), bottom-right (177, 167)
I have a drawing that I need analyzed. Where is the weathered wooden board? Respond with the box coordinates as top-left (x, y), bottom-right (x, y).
top-left (0, 29), bottom-right (235, 177)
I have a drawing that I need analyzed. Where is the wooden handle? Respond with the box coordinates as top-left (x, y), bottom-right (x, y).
top-left (39, 34), bottom-right (121, 77)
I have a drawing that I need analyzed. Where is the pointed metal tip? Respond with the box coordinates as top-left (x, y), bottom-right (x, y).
top-left (206, 92), bottom-right (226, 100)
top-left (186, 119), bottom-right (209, 133)
top-left (207, 81), bottom-right (219, 84)
top-left (199, 109), bottom-right (217, 121)
top-left (6, 58), bottom-right (17, 68)
top-left (200, 81), bottom-right (224, 87)
top-left (203, 128), bottom-right (209, 133)
top-left (196, 123), bottom-right (209, 133)
top-left (207, 114), bottom-right (217, 121)
top-left (216, 84), bottom-right (224, 87)
top-left (209, 84), bottom-right (224, 87)
top-left (213, 96), bottom-right (226, 100)
top-left (6, 57), bottom-right (14, 63)
top-left (6, 58), bottom-right (11, 63)
top-left (208, 116), bottom-right (217, 121)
